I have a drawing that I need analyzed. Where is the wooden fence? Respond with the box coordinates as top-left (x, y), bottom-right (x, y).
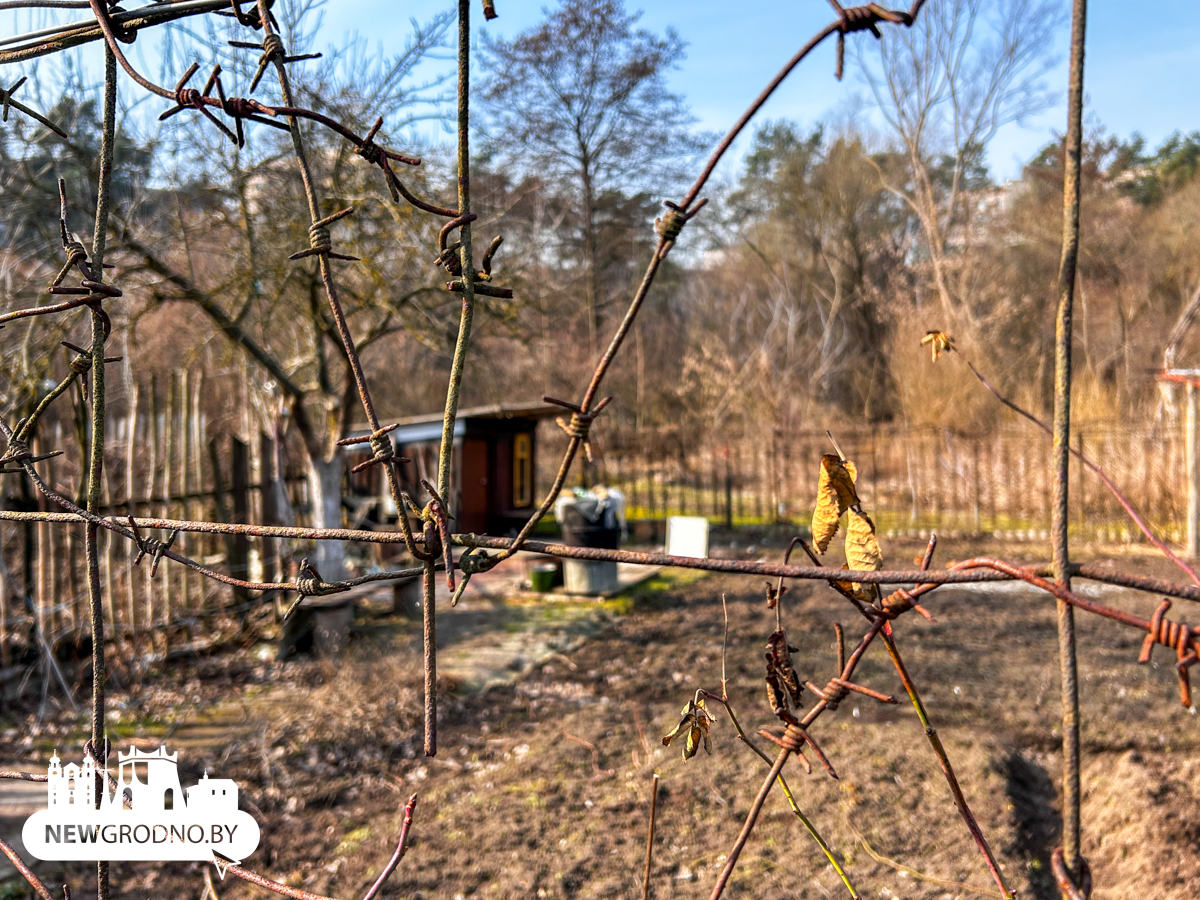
top-left (585, 420), bottom-right (1190, 544)
top-left (5, 394), bottom-right (1194, 668)
top-left (0, 370), bottom-right (308, 668)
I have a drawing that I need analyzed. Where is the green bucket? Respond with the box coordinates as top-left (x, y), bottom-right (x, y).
top-left (530, 562), bottom-right (558, 593)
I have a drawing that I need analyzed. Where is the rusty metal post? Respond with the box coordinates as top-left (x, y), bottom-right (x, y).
top-left (422, 557), bottom-right (437, 757)
top-left (436, 0), bottom-right (476, 505)
top-left (88, 41), bottom-right (118, 900)
top-left (1187, 383), bottom-right (1198, 558)
top-left (1052, 0), bottom-right (1088, 894)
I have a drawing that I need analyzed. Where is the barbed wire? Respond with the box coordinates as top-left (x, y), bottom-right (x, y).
top-left (0, 1), bottom-right (1146, 898)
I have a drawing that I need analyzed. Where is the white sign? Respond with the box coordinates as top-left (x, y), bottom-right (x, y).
top-left (22, 745), bottom-right (259, 868)
top-left (666, 516), bottom-right (709, 559)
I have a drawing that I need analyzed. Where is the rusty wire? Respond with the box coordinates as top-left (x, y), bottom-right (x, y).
top-left (0, 1), bottom-right (1183, 899)
top-left (0, 73), bottom-right (66, 135)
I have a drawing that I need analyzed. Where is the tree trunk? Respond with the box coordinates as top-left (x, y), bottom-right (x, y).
top-left (307, 455), bottom-right (346, 581)
top-left (582, 165), bottom-right (598, 352)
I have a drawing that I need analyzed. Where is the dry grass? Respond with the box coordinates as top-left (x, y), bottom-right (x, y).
top-left (5, 538), bottom-right (1199, 899)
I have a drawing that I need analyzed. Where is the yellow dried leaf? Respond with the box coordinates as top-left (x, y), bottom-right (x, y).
top-left (685, 725), bottom-right (701, 759)
top-left (811, 454), bottom-right (859, 554)
top-left (833, 565), bottom-right (875, 606)
top-left (920, 331), bottom-right (955, 362)
top-left (662, 698), bottom-right (714, 761)
top-left (845, 509), bottom-right (882, 573)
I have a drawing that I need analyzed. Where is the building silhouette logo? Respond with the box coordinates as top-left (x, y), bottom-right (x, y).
top-left (22, 745), bottom-right (259, 869)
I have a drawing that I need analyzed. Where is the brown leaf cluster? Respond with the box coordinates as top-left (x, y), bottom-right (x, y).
top-left (661, 697), bottom-right (715, 760)
top-left (764, 629), bottom-right (803, 717)
top-left (920, 330), bottom-right (955, 362)
top-left (811, 454), bottom-right (860, 553)
top-left (810, 452), bottom-right (883, 594)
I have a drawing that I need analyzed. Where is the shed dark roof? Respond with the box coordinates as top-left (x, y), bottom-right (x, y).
top-left (347, 402), bottom-right (560, 445)
top-left (391, 402), bottom-right (561, 427)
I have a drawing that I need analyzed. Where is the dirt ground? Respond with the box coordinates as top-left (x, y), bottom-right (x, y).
top-left (3, 535), bottom-right (1199, 899)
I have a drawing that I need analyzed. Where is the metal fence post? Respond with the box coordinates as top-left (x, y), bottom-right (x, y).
top-left (1052, 1), bottom-right (1088, 895)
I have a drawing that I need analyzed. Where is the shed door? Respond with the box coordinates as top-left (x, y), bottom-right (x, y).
top-left (459, 438), bottom-right (489, 533)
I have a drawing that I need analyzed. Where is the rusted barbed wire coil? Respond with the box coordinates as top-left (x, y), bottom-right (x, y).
top-left (545, 395), bottom-right (611, 462)
top-left (223, 0), bottom-right (276, 30)
top-left (249, 32), bottom-right (283, 91)
top-left (418, 479), bottom-right (457, 591)
top-left (1051, 848), bottom-right (1092, 900)
top-left (307, 223), bottom-right (331, 255)
top-left (126, 514), bottom-right (180, 577)
top-left (290, 208), bottom-right (360, 261)
top-left (758, 722), bottom-right (838, 779)
top-left (806, 679), bottom-right (850, 709)
top-left (0, 434), bottom-right (32, 462)
top-left (282, 559), bottom-right (350, 623)
top-left (349, 431), bottom-right (409, 475)
top-left (653, 206), bottom-right (688, 242)
top-left (1139, 598), bottom-right (1198, 706)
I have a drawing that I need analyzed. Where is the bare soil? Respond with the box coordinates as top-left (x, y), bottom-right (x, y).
top-left (3, 536), bottom-right (1199, 899)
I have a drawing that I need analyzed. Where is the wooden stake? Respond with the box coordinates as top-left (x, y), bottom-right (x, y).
top-left (642, 773), bottom-right (660, 900)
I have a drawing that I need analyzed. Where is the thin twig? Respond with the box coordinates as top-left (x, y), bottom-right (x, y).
top-left (880, 630), bottom-right (1014, 899)
top-left (491, 0), bottom-right (923, 566)
top-left (0, 836), bottom-right (57, 900)
top-left (843, 811), bottom-right (1006, 898)
top-left (435, 0), bottom-right (477, 508)
top-left (361, 794), bottom-right (418, 900)
top-left (202, 867), bottom-right (221, 900)
top-left (213, 854), bottom-right (336, 900)
top-left (702, 691), bottom-right (860, 899)
top-left (562, 731), bottom-right (609, 778)
top-left (706, 614), bottom-right (891, 900)
top-left (951, 347), bottom-right (1199, 588)
top-left (642, 774), bottom-right (659, 900)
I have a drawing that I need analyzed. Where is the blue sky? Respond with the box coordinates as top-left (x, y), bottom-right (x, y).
top-left (324, 0), bottom-right (1200, 182)
top-left (5, 2), bottom-right (1198, 181)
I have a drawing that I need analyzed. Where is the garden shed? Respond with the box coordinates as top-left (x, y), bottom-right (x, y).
top-left (345, 402), bottom-right (560, 535)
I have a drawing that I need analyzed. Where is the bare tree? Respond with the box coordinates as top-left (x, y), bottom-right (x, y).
top-left (479, 0), bottom-right (707, 350)
top-left (2, 9), bottom-right (458, 581)
top-left (855, 0), bottom-right (1064, 328)
top-left (679, 124), bottom-right (906, 437)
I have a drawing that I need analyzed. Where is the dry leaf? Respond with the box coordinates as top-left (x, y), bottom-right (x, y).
top-left (764, 581), bottom-right (787, 609)
top-left (662, 697), bottom-right (714, 760)
top-left (833, 565), bottom-right (876, 606)
top-left (765, 665), bottom-right (787, 717)
top-left (845, 510), bottom-right (882, 600)
top-left (765, 630), bottom-right (802, 713)
top-left (920, 330), bottom-right (955, 362)
top-left (811, 454), bottom-right (859, 553)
